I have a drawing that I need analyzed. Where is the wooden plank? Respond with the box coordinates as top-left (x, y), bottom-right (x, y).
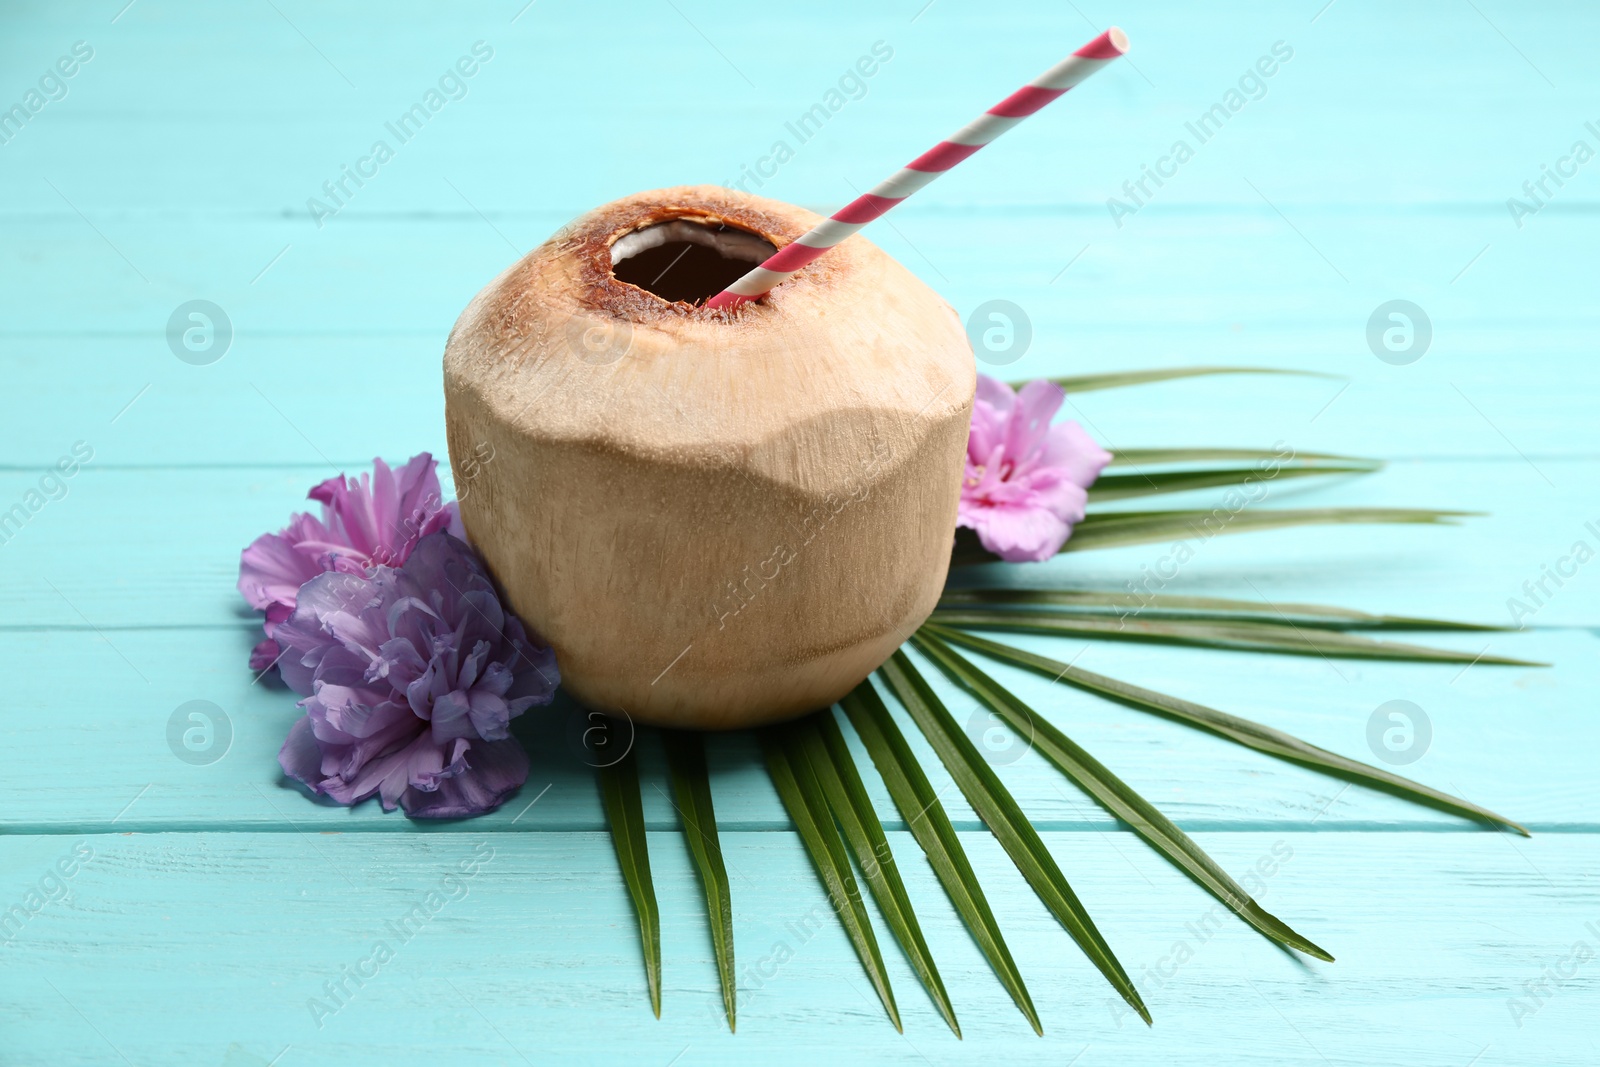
top-left (4, 210), bottom-right (1598, 339)
top-left (2, 0), bottom-right (1595, 1061)
top-left (3, 829), bottom-right (1597, 1065)
top-left (1, 461), bottom-right (1593, 629)
top-left (2, 206), bottom-right (1593, 463)
top-left (0, 623), bottom-right (1588, 832)
top-left (0, 2), bottom-right (1594, 211)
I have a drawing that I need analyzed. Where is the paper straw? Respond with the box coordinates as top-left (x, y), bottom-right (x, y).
top-left (705, 27), bottom-right (1129, 310)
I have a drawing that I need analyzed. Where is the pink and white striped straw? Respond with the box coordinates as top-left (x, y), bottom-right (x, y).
top-left (705, 27), bottom-right (1129, 310)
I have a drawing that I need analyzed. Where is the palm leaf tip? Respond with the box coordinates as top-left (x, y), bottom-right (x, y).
top-left (1016, 365), bottom-right (1339, 395)
top-left (911, 628), bottom-right (1334, 964)
top-left (1088, 462), bottom-right (1381, 504)
top-left (801, 713), bottom-right (962, 1037)
top-left (953, 507), bottom-right (1477, 566)
top-left (935, 587), bottom-right (1512, 633)
top-left (761, 725), bottom-right (903, 1032)
top-left (662, 730), bottom-right (738, 1032)
top-left (839, 685), bottom-right (1044, 1036)
top-left (925, 625), bottom-right (1529, 837)
top-left (927, 608), bottom-right (1544, 666)
top-left (597, 743), bottom-right (662, 1018)
top-left (877, 652), bottom-right (1152, 1025)
top-left (1109, 446), bottom-right (1372, 467)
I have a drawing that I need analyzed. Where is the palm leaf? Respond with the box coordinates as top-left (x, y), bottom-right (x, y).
top-left (912, 629), bottom-right (1333, 961)
top-left (761, 725), bottom-right (902, 1031)
top-left (797, 714), bottom-right (961, 1036)
top-left (662, 730), bottom-right (737, 1032)
top-left (1089, 463), bottom-right (1377, 503)
top-left (1016, 366), bottom-right (1335, 394)
top-left (927, 609), bottom-right (1540, 666)
top-left (597, 742), bottom-right (662, 1017)
top-left (925, 625), bottom-right (1529, 836)
top-left (952, 507), bottom-right (1470, 564)
top-left (1109, 447), bottom-right (1360, 467)
top-left (878, 651), bottom-right (1152, 1025)
top-left (840, 685), bottom-right (1043, 1035)
top-left (935, 587), bottom-right (1505, 632)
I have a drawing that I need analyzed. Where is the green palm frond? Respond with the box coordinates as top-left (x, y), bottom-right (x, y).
top-left (1109, 447), bottom-right (1360, 466)
top-left (878, 651), bottom-right (1152, 1025)
top-left (761, 725), bottom-right (902, 1031)
top-left (926, 608), bottom-right (1541, 666)
top-left (796, 714), bottom-right (961, 1036)
top-left (925, 625), bottom-right (1529, 836)
top-left (662, 730), bottom-right (737, 1032)
top-left (952, 508), bottom-right (1471, 564)
top-left (1089, 462), bottom-right (1379, 503)
top-left (586, 360), bottom-right (1541, 1036)
top-left (1016, 366), bottom-right (1335, 394)
top-left (840, 684), bottom-right (1043, 1035)
top-left (935, 587), bottom-right (1506, 632)
top-left (912, 629), bottom-right (1332, 961)
top-left (597, 739), bottom-right (662, 1017)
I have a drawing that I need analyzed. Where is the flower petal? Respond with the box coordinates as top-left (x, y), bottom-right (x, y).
top-left (401, 738), bottom-right (530, 818)
top-left (261, 529), bottom-right (557, 820)
top-left (958, 376), bottom-right (1110, 560)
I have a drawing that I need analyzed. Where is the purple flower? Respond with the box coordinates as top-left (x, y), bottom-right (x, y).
top-left (958, 376), bottom-right (1112, 563)
top-left (238, 453), bottom-right (463, 670)
top-left (274, 532), bottom-right (558, 818)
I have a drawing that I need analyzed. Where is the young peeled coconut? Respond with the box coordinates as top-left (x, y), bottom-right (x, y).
top-left (443, 185), bottom-right (974, 729)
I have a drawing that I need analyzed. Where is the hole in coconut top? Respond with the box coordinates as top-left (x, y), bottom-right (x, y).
top-left (609, 218), bottom-right (776, 305)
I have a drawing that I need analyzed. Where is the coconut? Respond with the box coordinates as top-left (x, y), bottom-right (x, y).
top-left (442, 185), bottom-right (974, 729)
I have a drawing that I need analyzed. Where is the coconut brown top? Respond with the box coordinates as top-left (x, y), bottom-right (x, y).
top-left (443, 185), bottom-right (973, 495)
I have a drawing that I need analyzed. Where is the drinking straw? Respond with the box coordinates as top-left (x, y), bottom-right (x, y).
top-left (705, 27), bottom-right (1129, 310)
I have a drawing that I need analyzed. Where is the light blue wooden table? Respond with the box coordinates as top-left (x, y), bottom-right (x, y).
top-left (3, 1), bottom-right (1596, 1063)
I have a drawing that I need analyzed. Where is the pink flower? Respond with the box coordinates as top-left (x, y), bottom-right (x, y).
top-left (958, 376), bottom-right (1112, 562)
top-left (275, 532), bottom-right (557, 818)
top-left (238, 453), bottom-right (464, 670)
